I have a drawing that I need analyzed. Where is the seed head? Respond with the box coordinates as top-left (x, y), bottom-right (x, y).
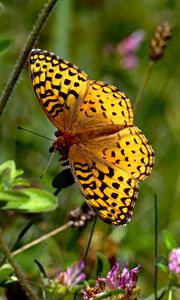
top-left (149, 22), bottom-right (172, 61)
top-left (69, 203), bottom-right (96, 229)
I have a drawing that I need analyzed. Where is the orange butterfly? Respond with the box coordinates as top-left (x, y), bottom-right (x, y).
top-left (29, 49), bottom-right (154, 225)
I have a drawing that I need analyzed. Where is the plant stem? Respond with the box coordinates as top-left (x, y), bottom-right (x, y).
top-left (154, 195), bottom-right (158, 300)
top-left (0, 0), bottom-right (59, 117)
top-left (83, 216), bottom-right (97, 263)
top-left (134, 60), bottom-right (154, 116)
top-left (73, 217), bottom-right (97, 300)
top-left (0, 227), bottom-right (39, 300)
top-left (168, 288), bottom-right (173, 300)
top-left (11, 221), bottom-right (73, 257)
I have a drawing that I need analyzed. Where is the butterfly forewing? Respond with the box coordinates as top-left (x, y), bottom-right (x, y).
top-left (29, 49), bottom-right (88, 132)
top-left (76, 80), bottom-right (134, 130)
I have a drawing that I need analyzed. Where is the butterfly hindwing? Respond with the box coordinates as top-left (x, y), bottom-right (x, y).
top-left (87, 126), bottom-right (154, 181)
top-left (69, 145), bottom-right (138, 225)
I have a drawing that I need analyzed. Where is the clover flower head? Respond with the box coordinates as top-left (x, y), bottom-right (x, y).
top-left (169, 248), bottom-right (180, 275)
top-left (106, 259), bottom-right (140, 291)
top-left (81, 259), bottom-right (140, 300)
top-left (55, 260), bottom-right (86, 287)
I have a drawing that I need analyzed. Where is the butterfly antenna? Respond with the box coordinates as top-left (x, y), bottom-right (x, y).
top-left (40, 148), bottom-right (57, 178)
top-left (17, 126), bottom-right (55, 141)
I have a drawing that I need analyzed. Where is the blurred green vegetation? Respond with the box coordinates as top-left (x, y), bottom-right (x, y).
top-left (0, 0), bottom-right (180, 298)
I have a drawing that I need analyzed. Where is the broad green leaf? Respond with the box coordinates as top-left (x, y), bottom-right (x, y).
top-left (0, 188), bottom-right (57, 212)
top-left (163, 230), bottom-right (177, 251)
top-left (0, 160), bottom-right (24, 190)
top-left (96, 252), bottom-right (110, 277)
top-left (0, 190), bottom-right (29, 205)
top-left (0, 264), bottom-right (14, 282)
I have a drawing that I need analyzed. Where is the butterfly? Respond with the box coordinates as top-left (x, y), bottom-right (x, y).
top-left (29, 48), bottom-right (154, 226)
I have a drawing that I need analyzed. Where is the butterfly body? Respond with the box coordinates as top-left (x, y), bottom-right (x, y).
top-left (29, 49), bottom-right (154, 226)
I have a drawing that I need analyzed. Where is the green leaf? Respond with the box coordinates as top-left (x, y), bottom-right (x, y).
top-left (0, 160), bottom-right (24, 190)
top-left (95, 289), bottom-right (124, 299)
top-left (155, 255), bottom-right (169, 273)
top-left (0, 188), bottom-right (57, 212)
top-left (0, 190), bottom-right (29, 206)
top-left (0, 161), bottom-right (15, 190)
top-left (0, 160), bottom-right (16, 174)
top-left (96, 252), bottom-right (110, 277)
top-left (34, 259), bottom-right (47, 278)
top-left (163, 230), bottom-right (177, 251)
top-left (0, 264), bottom-right (14, 283)
top-left (0, 38), bottom-right (12, 54)
top-left (11, 178), bottom-right (30, 188)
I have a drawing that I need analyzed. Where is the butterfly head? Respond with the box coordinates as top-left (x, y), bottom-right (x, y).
top-left (50, 131), bottom-right (76, 162)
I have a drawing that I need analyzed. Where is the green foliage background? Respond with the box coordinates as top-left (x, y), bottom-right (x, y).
top-left (0, 0), bottom-right (180, 298)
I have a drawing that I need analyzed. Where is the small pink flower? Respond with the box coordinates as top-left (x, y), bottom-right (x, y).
top-left (117, 29), bottom-right (145, 70)
top-left (55, 260), bottom-right (86, 287)
top-left (117, 30), bottom-right (145, 55)
top-left (169, 248), bottom-right (180, 274)
top-left (121, 55), bottom-right (138, 70)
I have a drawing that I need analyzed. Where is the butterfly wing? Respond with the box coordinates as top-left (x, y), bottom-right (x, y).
top-left (69, 146), bottom-right (138, 225)
top-left (29, 49), bottom-right (88, 132)
top-left (69, 125), bottom-right (154, 225)
top-left (75, 80), bottom-right (134, 130)
top-left (29, 49), bottom-right (134, 133)
top-left (88, 126), bottom-right (154, 181)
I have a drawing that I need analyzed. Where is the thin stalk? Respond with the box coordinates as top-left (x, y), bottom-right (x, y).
top-left (134, 60), bottom-right (154, 115)
top-left (83, 216), bottom-right (97, 263)
top-left (0, 227), bottom-right (39, 300)
top-left (11, 221), bottom-right (73, 257)
top-left (154, 194), bottom-right (158, 300)
top-left (168, 288), bottom-right (173, 300)
top-left (73, 216), bottom-right (97, 300)
top-left (0, 0), bottom-right (59, 117)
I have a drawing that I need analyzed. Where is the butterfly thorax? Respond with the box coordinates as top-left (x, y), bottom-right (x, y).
top-left (53, 131), bottom-right (76, 160)
top-left (53, 125), bottom-right (124, 161)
